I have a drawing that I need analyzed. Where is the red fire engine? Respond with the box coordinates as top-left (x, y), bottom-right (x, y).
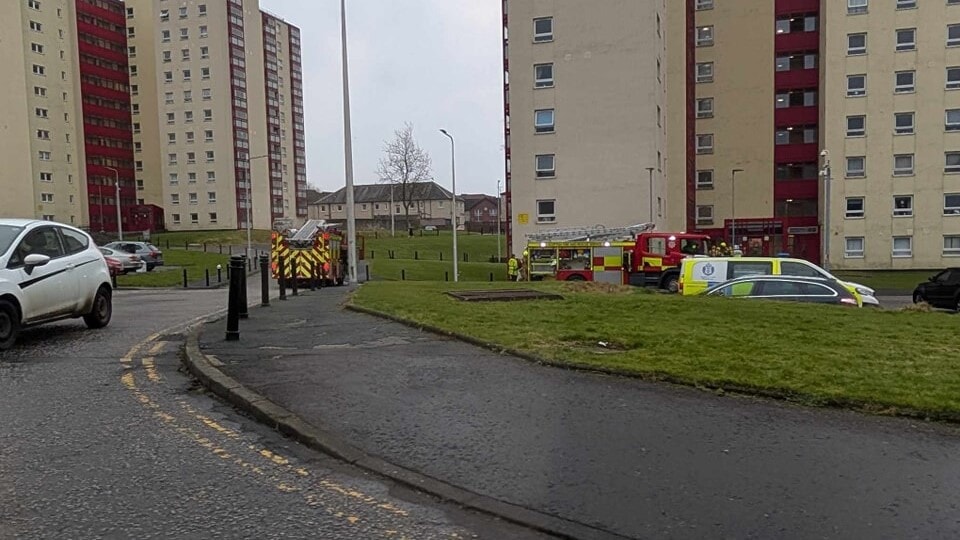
top-left (523, 223), bottom-right (710, 291)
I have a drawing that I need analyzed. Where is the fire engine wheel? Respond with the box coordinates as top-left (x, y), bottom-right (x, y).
top-left (661, 274), bottom-right (680, 293)
top-left (565, 274), bottom-right (587, 282)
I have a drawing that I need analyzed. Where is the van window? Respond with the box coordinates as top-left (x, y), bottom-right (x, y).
top-left (727, 261), bottom-right (773, 279)
top-left (647, 237), bottom-right (666, 255)
top-left (780, 261), bottom-right (823, 278)
top-left (714, 281), bottom-right (756, 297)
top-left (757, 280), bottom-right (804, 296)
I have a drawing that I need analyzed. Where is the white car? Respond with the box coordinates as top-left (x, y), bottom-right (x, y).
top-left (0, 219), bottom-right (113, 350)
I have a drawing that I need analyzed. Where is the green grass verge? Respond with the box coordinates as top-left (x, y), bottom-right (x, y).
top-left (363, 230), bottom-right (505, 263)
top-left (116, 249), bottom-right (231, 287)
top-left (351, 281), bottom-right (960, 417)
top-left (833, 270), bottom-right (935, 292)
top-left (151, 229), bottom-right (274, 247)
top-left (369, 259), bottom-right (506, 282)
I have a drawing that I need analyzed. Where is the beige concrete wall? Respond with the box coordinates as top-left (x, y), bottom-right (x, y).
top-left (507, 0), bottom-right (668, 254)
top-left (691, 1), bottom-right (775, 231)
top-left (823, 1), bottom-right (960, 269)
top-left (664, 0), bottom-right (689, 231)
top-left (126, 0), bottom-right (164, 210)
top-left (0, 0), bottom-right (86, 225)
top-left (271, 17), bottom-right (298, 221)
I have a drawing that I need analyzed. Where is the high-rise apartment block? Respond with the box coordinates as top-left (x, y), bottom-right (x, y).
top-left (0, 0), bottom-right (306, 233)
top-left (505, 0), bottom-right (960, 269)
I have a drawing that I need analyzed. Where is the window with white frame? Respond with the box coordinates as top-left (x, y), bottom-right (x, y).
top-left (179, 6), bottom-right (187, 18)
top-left (696, 133), bottom-right (714, 154)
top-left (944, 193), bottom-right (960, 214)
top-left (533, 17), bottom-right (553, 42)
top-left (204, 129), bottom-right (213, 141)
top-left (190, 213), bottom-right (199, 224)
top-left (185, 131), bottom-right (194, 143)
top-left (171, 213), bottom-right (181, 225)
top-left (185, 111), bottom-right (194, 123)
top-left (209, 212), bottom-right (217, 223)
top-left (203, 109), bottom-right (212, 121)
top-left (846, 197), bottom-right (865, 218)
top-left (167, 133), bottom-right (176, 144)
top-left (164, 91), bottom-right (174, 104)
top-left (892, 236), bottom-right (912, 257)
top-left (168, 152), bottom-right (177, 165)
top-left (848, 0), bottom-right (868, 15)
top-left (696, 62), bottom-right (714, 83)
top-left (895, 70), bottom-right (915, 93)
top-left (38, 151), bottom-right (51, 161)
top-left (201, 67), bottom-right (210, 79)
top-left (170, 194), bottom-right (180, 205)
top-left (536, 199), bottom-right (556, 223)
top-left (534, 63), bottom-right (554, 88)
top-left (947, 109), bottom-right (960, 131)
top-left (893, 195), bottom-right (913, 216)
top-left (847, 74), bottom-right (866, 96)
top-left (844, 237), bottom-right (864, 258)
top-left (696, 98), bottom-right (714, 118)
top-left (895, 111), bottom-right (914, 134)
top-left (182, 68), bottom-right (191, 81)
top-left (535, 154), bottom-right (556, 178)
top-left (186, 151), bottom-right (196, 164)
top-left (188, 192), bottom-right (198, 205)
top-left (198, 4), bottom-right (207, 16)
top-left (169, 172), bottom-right (179, 184)
top-left (696, 25), bottom-right (714, 46)
top-left (205, 150), bottom-right (214, 162)
top-left (200, 46), bottom-right (209, 59)
top-left (947, 152), bottom-right (960, 172)
top-left (160, 9), bottom-right (169, 21)
top-left (696, 170), bottom-right (714, 189)
top-left (696, 0), bottom-right (713, 9)
top-left (696, 205), bottom-right (714, 225)
top-left (40, 193), bottom-right (53, 203)
top-left (948, 67), bottom-right (960, 89)
top-left (162, 50), bottom-right (171, 63)
top-left (199, 25), bottom-right (208, 37)
top-left (846, 156), bottom-right (866, 177)
top-left (949, 24), bottom-right (960, 46)
top-left (181, 48), bottom-right (190, 60)
top-left (180, 28), bottom-right (188, 40)
top-left (896, 28), bottom-right (916, 51)
top-left (39, 172), bottom-right (52, 182)
top-left (534, 109), bottom-right (555, 133)
top-left (944, 235), bottom-right (960, 256)
top-left (161, 29), bottom-right (170, 42)
top-left (893, 154), bottom-right (914, 175)
top-left (166, 112), bottom-right (175, 124)
top-left (135, 160), bottom-right (142, 171)
top-left (847, 33), bottom-right (867, 55)
top-left (164, 71), bottom-right (173, 83)
top-left (846, 115), bottom-right (865, 136)
top-left (896, 0), bottom-right (916, 8)
top-left (188, 172), bottom-right (196, 183)
top-left (207, 171), bottom-right (216, 182)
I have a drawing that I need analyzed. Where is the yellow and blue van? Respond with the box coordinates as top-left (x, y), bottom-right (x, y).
top-left (678, 256), bottom-right (879, 306)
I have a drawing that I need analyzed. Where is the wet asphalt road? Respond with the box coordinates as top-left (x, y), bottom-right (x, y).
top-left (207, 287), bottom-right (960, 540)
top-left (0, 286), bottom-right (553, 540)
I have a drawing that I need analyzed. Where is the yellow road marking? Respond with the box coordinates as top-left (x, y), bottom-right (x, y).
top-left (142, 357), bottom-right (161, 383)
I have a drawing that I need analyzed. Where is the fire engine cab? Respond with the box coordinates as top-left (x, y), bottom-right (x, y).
top-left (523, 222), bottom-right (710, 292)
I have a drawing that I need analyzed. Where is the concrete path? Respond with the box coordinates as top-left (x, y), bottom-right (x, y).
top-left (199, 287), bottom-right (960, 540)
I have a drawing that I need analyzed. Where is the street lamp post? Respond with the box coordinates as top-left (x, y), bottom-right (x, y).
top-left (105, 166), bottom-right (122, 240)
top-left (340, 0), bottom-right (358, 283)
top-left (496, 178), bottom-right (502, 262)
top-left (820, 150), bottom-right (832, 271)
top-left (439, 129), bottom-right (459, 282)
top-left (645, 167), bottom-right (655, 224)
top-left (784, 198), bottom-right (794, 254)
top-left (731, 168), bottom-right (744, 250)
top-left (248, 154), bottom-right (269, 259)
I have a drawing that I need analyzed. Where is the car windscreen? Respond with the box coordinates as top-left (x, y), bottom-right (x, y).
top-left (0, 225), bottom-right (24, 257)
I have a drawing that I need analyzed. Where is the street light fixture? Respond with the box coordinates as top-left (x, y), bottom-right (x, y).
top-left (731, 168), bottom-right (744, 250)
top-left (439, 129), bottom-right (459, 282)
top-left (248, 154), bottom-right (269, 259)
top-left (820, 149), bottom-right (831, 271)
top-left (340, 0), bottom-right (358, 283)
top-left (104, 166), bottom-right (122, 240)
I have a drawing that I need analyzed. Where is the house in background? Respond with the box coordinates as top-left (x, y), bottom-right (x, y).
top-left (309, 182), bottom-right (465, 230)
top-left (461, 194), bottom-right (501, 233)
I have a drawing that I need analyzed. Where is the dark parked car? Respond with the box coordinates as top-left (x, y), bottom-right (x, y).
top-left (912, 268), bottom-right (960, 310)
top-left (103, 241), bottom-right (163, 271)
top-left (704, 275), bottom-right (861, 307)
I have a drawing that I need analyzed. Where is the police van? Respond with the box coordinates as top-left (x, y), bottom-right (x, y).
top-left (678, 256), bottom-right (879, 306)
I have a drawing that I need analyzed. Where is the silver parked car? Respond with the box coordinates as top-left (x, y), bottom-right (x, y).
top-left (98, 247), bottom-right (142, 273)
top-left (103, 241), bottom-right (163, 271)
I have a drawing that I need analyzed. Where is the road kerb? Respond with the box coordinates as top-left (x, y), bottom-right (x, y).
top-left (181, 317), bottom-right (631, 540)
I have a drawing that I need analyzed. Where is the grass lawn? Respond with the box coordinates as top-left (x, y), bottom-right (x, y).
top-left (352, 281), bottom-right (960, 417)
top-left (151, 229), bottom-right (274, 247)
top-left (833, 270), bottom-right (936, 293)
top-left (369, 258), bottom-right (506, 282)
top-left (116, 249), bottom-right (231, 287)
top-left (363, 230), bottom-right (505, 263)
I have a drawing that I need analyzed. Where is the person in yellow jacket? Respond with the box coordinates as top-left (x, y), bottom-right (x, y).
top-left (507, 253), bottom-right (519, 281)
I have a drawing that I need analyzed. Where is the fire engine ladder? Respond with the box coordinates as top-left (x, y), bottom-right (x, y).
top-left (526, 222), bottom-right (656, 243)
top-left (288, 219), bottom-right (329, 247)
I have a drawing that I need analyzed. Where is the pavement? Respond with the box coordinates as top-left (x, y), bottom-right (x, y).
top-left (1, 283), bottom-right (550, 539)
top-left (195, 286), bottom-right (960, 540)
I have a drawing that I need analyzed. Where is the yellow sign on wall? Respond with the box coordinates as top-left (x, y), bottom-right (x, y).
top-left (518, 213), bottom-right (529, 224)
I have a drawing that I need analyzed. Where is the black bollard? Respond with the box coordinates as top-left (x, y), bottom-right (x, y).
top-left (182, 268), bottom-right (188, 288)
top-left (278, 256), bottom-right (287, 301)
top-left (111, 274), bottom-right (118, 289)
top-left (239, 255), bottom-right (249, 319)
top-left (205, 268), bottom-right (210, 287)
top-left (401, 269), bottom-right (405, 281)
top-left (259, 254), bottom-right (270, 307)
top-left (217, 265), bottom-right (223, 283)
top-left (415, 250), bottom-right (418, 260)
top-left (219, 244), bottom-right (223, 254)
top-left (440, 251), bottom-right (443, 261)
top-left (490, 272), bottom-right (494, 282)
top-left (225, 255), bottom-right (243, 341)
top-left (291, 255), bottom-right (299, 297)
top-left (445, 271), bottom-right (449, 281)
top-left (365, 265), bottom-right (370, 282)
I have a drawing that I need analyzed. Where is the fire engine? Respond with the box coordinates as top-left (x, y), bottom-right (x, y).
top-left (270, 218), bottom-right (347, 286)
top-left (523, 222), bottom-right (711, 292)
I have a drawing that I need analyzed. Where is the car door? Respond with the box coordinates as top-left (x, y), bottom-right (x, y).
top-left (58, 227), bottom-right (95, 311)
top-left (6, 226), bottom-right (72, 321)
top-left (927, 270), bottom-right (954, 307)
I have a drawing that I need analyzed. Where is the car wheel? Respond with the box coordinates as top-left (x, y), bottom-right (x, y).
top-left (661, 274), bottom-right (680, 293)
top-left (0, 299), bottom-right (20, 351)
top-left (565, 274), bottom-right (587, 282)
top-left (83, 285), bottom-right (112, 329)
top-left (146, 264), bottom-right (155, 272)
top-left (913, 292), bottom-right (925, 304)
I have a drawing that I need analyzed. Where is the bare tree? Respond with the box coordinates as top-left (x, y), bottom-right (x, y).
top-left (377, 123), bottom-right (433, 230)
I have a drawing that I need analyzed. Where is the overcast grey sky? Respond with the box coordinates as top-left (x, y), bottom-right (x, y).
top-left (260, 0), bottom-right (504, 196)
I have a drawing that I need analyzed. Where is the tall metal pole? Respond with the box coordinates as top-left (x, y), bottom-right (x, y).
top-left (390, 183), bottom-right (395, 237)
top-left (248, 155), bottom-right (269, 260)
top-left (820, 151), bottom-right (831, 271)
top-left (496, 178), bottom-right (502, 261)
top-left (106, 166), bottom-right (122, 240)
top-left (731, 168), bottom-right (744, 249)
top-left (440, 129), bottom-right (458, 282)
top-left (340, 0), bottom-right (358, 284)
top-left (645, 167), bottom-right (655, 224)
